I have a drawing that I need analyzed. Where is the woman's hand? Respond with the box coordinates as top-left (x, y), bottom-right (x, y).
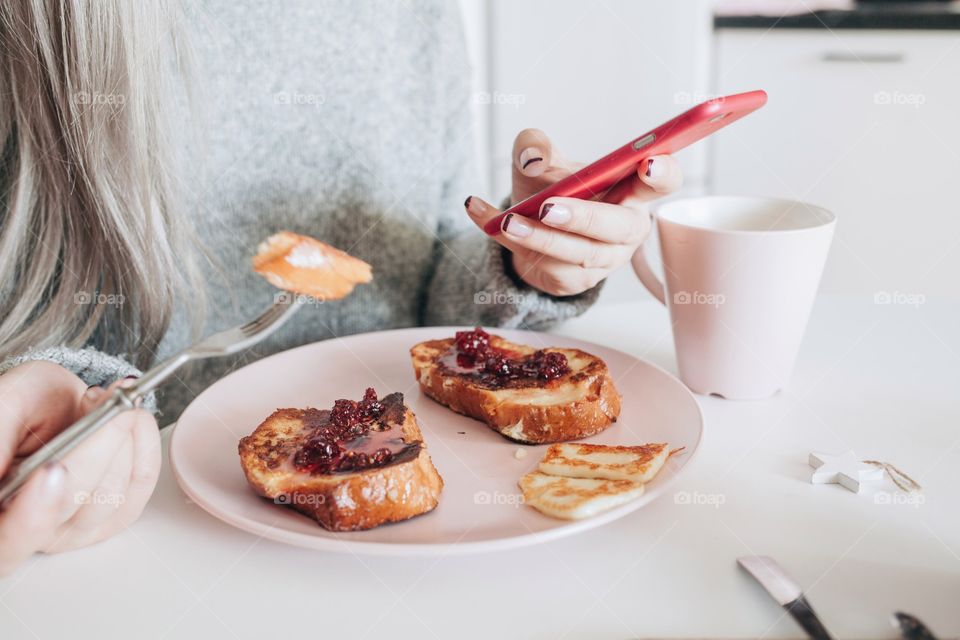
top-left (0, 361), bottom-right (160, 576)
top-left (465, 128), bottom-right (682, 297)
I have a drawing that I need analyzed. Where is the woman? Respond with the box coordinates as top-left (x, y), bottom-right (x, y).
top-left (0, 0), bottom-right (681, 572)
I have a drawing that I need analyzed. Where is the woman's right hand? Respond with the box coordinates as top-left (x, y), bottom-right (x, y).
top-left (0, 361), bottom-right (161, 576)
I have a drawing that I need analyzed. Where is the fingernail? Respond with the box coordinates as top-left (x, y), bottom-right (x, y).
top-left (644, 158), bottom-right (664, 180)
top-left (42, 462), bottom-right (66, 496)
top-left (502, 213), bottom-right (533, 238)
top-left (540, 202), bottom-right (571, 225)
top-left (465, 196), bottom-right (485, 217)
top-left (119, 375), bottom-right (139, 389)
top-left (463, 196), bottom-right (472, 209)
top-left (84, 385), bottom-right (104, 402)
top-left (519, 147), bottom-right (544, 171)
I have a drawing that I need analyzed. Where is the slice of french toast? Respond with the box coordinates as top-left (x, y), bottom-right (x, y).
top-left (239, 389), bottom-right (443, 531)
top-left (410, 329), bottom-right (621, 444)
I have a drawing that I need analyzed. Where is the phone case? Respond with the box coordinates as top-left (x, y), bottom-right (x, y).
top-left (484, 89), bottom-right (768, 235)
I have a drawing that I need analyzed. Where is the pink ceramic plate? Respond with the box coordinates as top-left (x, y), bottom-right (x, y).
top-left (170, 327), bottom-right (702, 555)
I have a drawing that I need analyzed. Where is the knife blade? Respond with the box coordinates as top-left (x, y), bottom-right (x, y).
top-left (737, 555), bottom-right (833, 640)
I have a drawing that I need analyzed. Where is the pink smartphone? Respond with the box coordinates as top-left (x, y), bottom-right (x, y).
top-left (484, 89), bottom-right (768, 235)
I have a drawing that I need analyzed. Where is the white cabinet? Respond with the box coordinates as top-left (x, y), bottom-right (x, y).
top-left (712, 29), bottom-right (960, 296)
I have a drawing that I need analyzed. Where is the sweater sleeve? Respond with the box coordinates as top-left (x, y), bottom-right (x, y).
top-left (0, 346), bottom-right (157, 413)
top-left (421, 5), bottom-right (602, 330)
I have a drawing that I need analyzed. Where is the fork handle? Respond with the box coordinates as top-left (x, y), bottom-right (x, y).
top-left (0, 350), bottom-right (192, 505)
top-left (0, 392), bottom-right (128, 504)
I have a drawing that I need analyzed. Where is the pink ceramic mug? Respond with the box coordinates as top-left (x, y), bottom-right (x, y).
top-left (631, 195), bottom-right (836, 399)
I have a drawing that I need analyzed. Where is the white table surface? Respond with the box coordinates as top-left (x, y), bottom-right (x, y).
top-left (2, 294), bottom-right (958, 639)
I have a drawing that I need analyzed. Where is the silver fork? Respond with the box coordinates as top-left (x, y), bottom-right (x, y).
top-left (0, 293), bottom-right (303, 504)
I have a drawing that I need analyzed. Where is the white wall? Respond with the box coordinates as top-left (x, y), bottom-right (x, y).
top-left (457, 0), bottom-right (492, 197)
top-left (484, 0), bottom-right (714, 199)
top-left (460, 0), bottom-right (714, 303)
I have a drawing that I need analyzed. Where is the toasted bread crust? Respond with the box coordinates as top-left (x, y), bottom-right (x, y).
top-left (239, 403), bottom-right (443, 531)
top-left (410, 335), bottom-right (621, 444)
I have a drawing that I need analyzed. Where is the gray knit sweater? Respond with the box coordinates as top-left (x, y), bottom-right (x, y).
top-left (0, 0), bottom-right (598, 422)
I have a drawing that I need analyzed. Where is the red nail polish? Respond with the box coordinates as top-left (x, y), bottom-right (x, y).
top-left (501, 213), bottom-right (514, 232)
top-left (645, 159), bottom-right (654, 178)
top-left (464, 196), bottom-right (472, 208)
top-left (539, 203), bottom-right (554, 221)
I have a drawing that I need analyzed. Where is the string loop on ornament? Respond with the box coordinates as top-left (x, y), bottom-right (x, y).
top-left (863, 460), bottom-right (922, 493)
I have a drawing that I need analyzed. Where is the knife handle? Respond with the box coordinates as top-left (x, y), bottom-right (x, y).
top-left (787, 596), bottom-right (834, 640)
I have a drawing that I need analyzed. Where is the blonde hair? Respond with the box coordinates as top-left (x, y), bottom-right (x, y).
top-left (0, 0), bottom-right (203, 368)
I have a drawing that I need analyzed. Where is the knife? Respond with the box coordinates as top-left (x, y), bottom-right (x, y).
top-left (737, 555), bottom-right (833, 640)
top-left (892, 612), bottom-right (939, 640)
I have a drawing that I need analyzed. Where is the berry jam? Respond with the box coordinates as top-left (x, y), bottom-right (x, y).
top-left (444, 328), bottom-right (571, 389)
top-left (454, 327), bottom-right (490, 358)
top-left (292, 389), bottom-right (418, 475)
top-left (330, 387), bottom-right (384, 431)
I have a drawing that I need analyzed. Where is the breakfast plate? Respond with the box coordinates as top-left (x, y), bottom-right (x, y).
top-left (170, 327), bottom-right (703, 555)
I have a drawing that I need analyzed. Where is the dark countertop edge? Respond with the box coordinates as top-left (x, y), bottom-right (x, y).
top-left (714, 11), bottom-right (960, 30)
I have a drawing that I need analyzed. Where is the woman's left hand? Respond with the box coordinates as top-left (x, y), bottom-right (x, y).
top-left (465, 128), bottom-right (682, 297)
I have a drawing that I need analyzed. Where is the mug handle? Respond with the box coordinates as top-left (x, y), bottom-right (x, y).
top-left (631, 243), bottom-right (666, 305)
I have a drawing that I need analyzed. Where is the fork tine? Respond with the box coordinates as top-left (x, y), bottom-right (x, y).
top-left (244, 303), bottom-right (286, 335)
top-left (252, 299), bottom-right (296, 340)
top-left (243, 312), bottom-right (269, 333)
top-left (241, 298), bottom-right (287, 334)
top-left (184, 292), bottom-right (302, 358)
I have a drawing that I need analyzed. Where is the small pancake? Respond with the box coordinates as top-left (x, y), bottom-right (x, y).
top-left (538, 442), bottom-right (670, 483)
top-left (518, 472), bottom-right (644, 520)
